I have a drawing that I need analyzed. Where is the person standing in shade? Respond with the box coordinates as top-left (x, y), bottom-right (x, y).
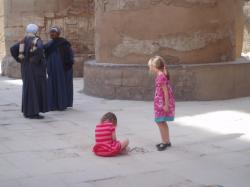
top-left (10, 24), bottom-right (48, 119)
top-left (44, 27), bottom-right (74, 111)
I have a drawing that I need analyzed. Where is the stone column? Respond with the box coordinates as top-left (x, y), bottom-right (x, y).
top-left (84, 0), bottom-right (250, 100)
top-left (0, 0), bottom-right (5, 61)
top-left (243, 1), bottom-right (250, 53)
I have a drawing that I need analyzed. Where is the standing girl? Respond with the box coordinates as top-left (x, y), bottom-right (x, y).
top-left (148, 56), bottom-right (175, 151)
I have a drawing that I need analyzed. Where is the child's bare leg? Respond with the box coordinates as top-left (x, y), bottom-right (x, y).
top-left (158, 122), bottom-right (170, 144)
top-left (121, 139), bottom-right (129, 150)
top-left (163, 122), bottom-right (170, 143)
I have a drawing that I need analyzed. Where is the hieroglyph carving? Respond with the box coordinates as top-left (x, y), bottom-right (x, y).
top-left (95, 0), bottom-right (109, 12)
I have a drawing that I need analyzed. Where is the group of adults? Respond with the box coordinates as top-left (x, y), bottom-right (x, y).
top-left (10, 24), bottom-right (74, 119)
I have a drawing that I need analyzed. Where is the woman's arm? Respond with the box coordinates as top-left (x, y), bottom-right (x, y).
top-left (10, 43), bottom-right (21, 63)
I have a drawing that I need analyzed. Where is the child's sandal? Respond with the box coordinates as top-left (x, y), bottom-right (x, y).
top-left (166, 142), bottom-right (172, 147)
top-left (156, 143), bottom-right (161, 148)
top-left (156, 142), bottom-right (172, 148)
top-left (157, 143), bottom-right (168, 151)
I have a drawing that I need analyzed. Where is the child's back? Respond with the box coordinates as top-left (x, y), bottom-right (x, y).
top-left (92, 112), bottom-right (129, 157)
top-left (95, 122), bottom-right (115, 144)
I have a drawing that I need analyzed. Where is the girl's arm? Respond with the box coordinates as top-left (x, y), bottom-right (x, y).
top-left (162, 84), bottom-right (169, 112)
top-left (111, 126), bottom-right (117, 141)
top-left (112, 131), bottom-right (117, 141)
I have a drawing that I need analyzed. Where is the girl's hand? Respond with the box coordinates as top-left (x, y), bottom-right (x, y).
top-left (163, 104), bottom-right (169, 112)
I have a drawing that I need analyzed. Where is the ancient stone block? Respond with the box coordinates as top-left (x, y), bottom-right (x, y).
top-left (1, 0), bottom-right (94, 78)
top-left (22, 14), bottom-right (45, 27)
top-left (84, 60), bottom-right (250, 101)
top-left (0, 6), bottom-right (5, 58)
top-left (95, 0), bottom-right (243, 65)
top-left (243, 2), bottom-right (250, 53)
top-left (113, 29), bottom-right (232, 58)
top-left (1, 56), bottom-right (21, 78)
top-left (95, 0), bottom-right (218, 13)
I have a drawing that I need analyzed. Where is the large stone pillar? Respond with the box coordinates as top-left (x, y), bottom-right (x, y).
top-left (243, 1), bottom-right (250, 53)
top-left (0, 0), bottom-right (94, 78)
top-left (0, 0), bottom-right (5, 61)
top-left (84, 0), bottom-right (250, 101)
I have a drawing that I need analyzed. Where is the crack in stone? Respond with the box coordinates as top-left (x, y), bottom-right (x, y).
top-left (0, 123), bottom-right (12, 126)
top-left (0, 103), bottom-right (18, 107)
top-left (84, 175), bottom-right (121, 183)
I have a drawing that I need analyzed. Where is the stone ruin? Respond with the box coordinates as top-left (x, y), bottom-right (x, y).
top-left (84, 0), bottom-right (250, 100)
top-left (0, 0), bottom-right (94, 78)
top-left (1, 0), bottom-right (250, 101)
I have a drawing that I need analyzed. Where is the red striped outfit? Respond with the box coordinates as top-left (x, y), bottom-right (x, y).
top-left (93, 121), bottom-right (121, 157)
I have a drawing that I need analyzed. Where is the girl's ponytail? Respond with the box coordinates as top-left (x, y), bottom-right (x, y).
top-left (164, 65), bottom-right (170, 81)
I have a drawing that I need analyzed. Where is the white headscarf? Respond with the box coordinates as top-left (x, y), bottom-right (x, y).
top-left (26, 24), bottom-right (39, 34)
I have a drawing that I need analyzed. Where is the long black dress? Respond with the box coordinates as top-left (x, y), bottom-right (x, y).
top-left (10, 36), bottom-right (48, 117)
top-left (44, 38), bottom-right (74, 111)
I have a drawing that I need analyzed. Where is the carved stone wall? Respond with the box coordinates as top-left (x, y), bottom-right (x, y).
top-left (95, 0), bottom-right (243, 65)
top-left (1, 0), bottom-right (94, 77)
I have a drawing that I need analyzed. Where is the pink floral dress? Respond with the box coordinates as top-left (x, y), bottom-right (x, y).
top-left (154, 73), bottom-right (175, 123)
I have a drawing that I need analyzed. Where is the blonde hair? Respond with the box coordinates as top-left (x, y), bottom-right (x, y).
top-left (148, 56), bottom-right (170, 80)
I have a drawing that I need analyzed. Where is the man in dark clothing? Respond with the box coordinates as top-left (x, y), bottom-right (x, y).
top-left (44, 26), bottom-right (74, 111)
top-left (10, 24), bottom-right (48, 119)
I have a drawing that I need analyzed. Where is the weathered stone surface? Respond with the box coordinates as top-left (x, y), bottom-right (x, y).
top-left (95, 0), bottom-right (218, 12)
top-left (84, 61), bottom-right (155, 100)
top-left (84, 60), bottom-right (250, 101)
top-left (113, 29), bottom-right (233, 59)
top-left (95, 0), bottom-right (243, 65)
top-left (1, 0), bottom-right (250, 101)
top-left (0, 0), bottom-right (5, 59)
top-left (74, 54), bottom-right (94, 77)
top-left (0, 0), bottom-right (94, 77)
top-left (1, 56), bottom-right (21, 78)
top-left (243, 1), bottom-right (250, 53)
top-left (83, 0), bottom-right (250, 101)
